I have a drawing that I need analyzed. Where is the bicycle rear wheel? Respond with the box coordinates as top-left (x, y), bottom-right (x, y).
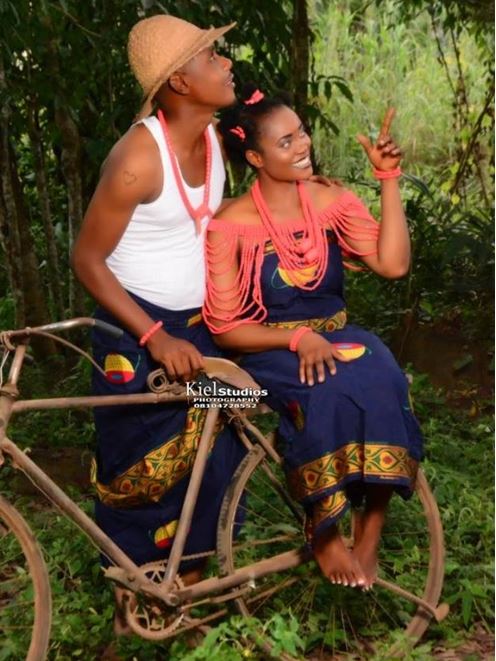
top-left (0, 495), bottom-right (52, 661)
top-left (217, 446), bottom-right (445, 658)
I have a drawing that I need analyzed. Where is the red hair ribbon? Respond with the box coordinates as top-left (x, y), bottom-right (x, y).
top-left (244, 89), bottom-right (265, 105)
top-left (229, 126), bottom-right (246, 141)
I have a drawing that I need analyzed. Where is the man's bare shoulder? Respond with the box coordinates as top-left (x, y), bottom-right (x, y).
top-left (98, 123), bottom-right (162, 200)
top-left (101, 123), bottom-right (160, 178)
top-left (215, 192), bottom-right (260, 225)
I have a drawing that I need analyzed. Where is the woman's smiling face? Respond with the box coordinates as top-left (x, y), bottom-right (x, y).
top-left (246, 105), bottom-right (313, 181)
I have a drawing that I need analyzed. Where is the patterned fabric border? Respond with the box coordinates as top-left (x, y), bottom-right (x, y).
top-left (92, 407), bottom-right (222, 508)
top-left (266, 309), bottom-right (347, 333)
top-left (304, 490), bottom-right (349, 543)
top-left (288, 442), bottom-right (418, 502)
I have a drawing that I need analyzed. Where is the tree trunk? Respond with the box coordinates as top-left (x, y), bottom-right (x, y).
top-left (0, 56), bottom-right (26, 328)
top-left (54, 104), bottom-right (86, 318)
top-left (42, 21), bottom-right (87, 319)
top-left (0, 56), bottom-right (56, 355)
top-left (290, 0), bottom-right (310, 122)
top-left (0, 184), bottom-right (25, 327)
top-left (7, 143), bottom-right (57, 355)
top-left (26, 100), bottom-right (65, 320)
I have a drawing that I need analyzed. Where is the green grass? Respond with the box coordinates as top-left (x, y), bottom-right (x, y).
top-left (0, 372), bottom-right (493, 660)
top-left (309, 0), bottom-right (492, 187)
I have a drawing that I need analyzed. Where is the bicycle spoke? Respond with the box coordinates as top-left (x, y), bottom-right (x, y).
top-left (218, 453), bottom-right (443, 658)
top-left (243, 486), bottom-right (292, 522)
top-left (367, 588), bottom-right (402, 628)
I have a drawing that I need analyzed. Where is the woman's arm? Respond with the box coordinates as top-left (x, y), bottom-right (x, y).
top-left (205, 228), bottom-right (348, 384)
top-left (344, 108), bottom-right (410, 279)
top-left (204, 227), bottom-right (292, 351)
top-left (213, 323), bottom-right (292, 352)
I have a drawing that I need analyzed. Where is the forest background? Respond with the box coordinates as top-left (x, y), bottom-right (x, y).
top-left (0, 0), bottom-right (494, 659)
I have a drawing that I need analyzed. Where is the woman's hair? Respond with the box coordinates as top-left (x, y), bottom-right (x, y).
top-left (218, 83), bottom-right (292, 168)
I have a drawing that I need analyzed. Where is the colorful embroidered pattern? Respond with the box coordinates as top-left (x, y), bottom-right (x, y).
top-left (104, 353), bottom-right (138, 384)
top-left (332, 342), bottom-right (367, 360)
top-left (187, 312), bottom-right (203, 327)
top-left (304, 490), bottom-right (349, 542)
top-left (154, 519), bottom-right (178, 549)
top-left (271, 264), bottom-right (318, 288)
top-left (267, 309), bottom-right (347, 333)
top-left (92, 407), bottom-right (222, 507)
top-left (287, 400), bottom-right (305, 431)
top-left (288, 442), bottom-right (418, 502)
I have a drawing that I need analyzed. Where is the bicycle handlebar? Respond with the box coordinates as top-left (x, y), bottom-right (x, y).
top-left (2, 317), bottom-right (123, 341)
top-left (93, 319), bottom-right (124, 339)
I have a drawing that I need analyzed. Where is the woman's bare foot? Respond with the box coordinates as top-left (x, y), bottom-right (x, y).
top-left (351, 509), bottom-right (365, 546)
top-left (351, 486), bottom-right (393, 589)
top-left (351, 533), bottom-right (380, 591)
top-left (313, 524), bottom-right (366, 588)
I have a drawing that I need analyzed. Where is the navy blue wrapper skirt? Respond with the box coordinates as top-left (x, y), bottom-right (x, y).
top-left (91, 292), bottom-right (245, 567)
top-left (238, 238), bottom-right (424, 542)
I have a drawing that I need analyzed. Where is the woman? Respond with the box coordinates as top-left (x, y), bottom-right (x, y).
top-left (202, 85), bottom-right (423, 590)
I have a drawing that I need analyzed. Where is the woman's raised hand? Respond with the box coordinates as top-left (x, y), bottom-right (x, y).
top-left (356, 108), bottom-right (402, 172)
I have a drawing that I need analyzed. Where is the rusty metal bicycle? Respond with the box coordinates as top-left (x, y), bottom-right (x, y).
top-left (0, 317), bottom-right (449, 660)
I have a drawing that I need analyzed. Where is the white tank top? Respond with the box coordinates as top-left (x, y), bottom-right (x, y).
top-left (106, 116), bottom-right (225, 310)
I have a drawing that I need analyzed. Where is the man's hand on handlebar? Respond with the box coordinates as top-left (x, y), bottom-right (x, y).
top-left (146, 330), bottom-right (205, 383)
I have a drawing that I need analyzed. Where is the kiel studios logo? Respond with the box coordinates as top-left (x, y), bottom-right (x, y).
top-left (187, 375), bottom-right (268, 409)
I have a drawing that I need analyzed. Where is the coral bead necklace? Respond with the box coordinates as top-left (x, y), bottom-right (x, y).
top-left (250, 179), bottom-right (329, 289)
top-left (158, 109), bottom-right (213, 235)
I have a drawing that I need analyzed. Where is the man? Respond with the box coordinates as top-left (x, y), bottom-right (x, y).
top-left (72, 14), bottom-right (244, 630)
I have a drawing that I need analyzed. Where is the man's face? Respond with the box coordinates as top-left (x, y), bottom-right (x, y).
top-left (174, 46), bottom-right (235, 109)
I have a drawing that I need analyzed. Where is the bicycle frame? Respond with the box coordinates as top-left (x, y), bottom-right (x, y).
top-left (0, 323), bottom-right (446, 627)
top-left (0, 334), bottom-right (309, 614)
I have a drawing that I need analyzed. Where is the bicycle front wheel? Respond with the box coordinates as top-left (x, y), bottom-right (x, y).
top-left (0, 495), bottom-right (52, 661)
top-left (217, 446), bottom-right (445, 658)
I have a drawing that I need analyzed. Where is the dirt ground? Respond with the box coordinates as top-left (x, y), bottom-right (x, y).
top-left (431, 624), bottom-right (495, 660)
top-left (305, 624), bottom-right (494, 659)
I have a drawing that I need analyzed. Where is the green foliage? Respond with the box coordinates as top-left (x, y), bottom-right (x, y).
top-left (8, 356), bottom-right (94, 449)
top-left (0, 0), bottom-right (493, 344)
top-left (344, 176), bottom-right (494, 340)
top-left (0, 2), bottom-right (493, 655)
top-left (164, 614), bottom-right (304, 660)
top-left (408, 372), bottom-right (494, 637)
top-left (0, 373), bottom-right (492, 658)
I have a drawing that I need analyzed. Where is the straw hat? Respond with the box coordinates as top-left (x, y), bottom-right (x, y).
top-left (128, 15), bottom-right (236, 120)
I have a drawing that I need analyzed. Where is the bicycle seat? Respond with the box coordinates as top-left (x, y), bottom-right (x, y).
top-left (203, 357), bottom-right (261, 391)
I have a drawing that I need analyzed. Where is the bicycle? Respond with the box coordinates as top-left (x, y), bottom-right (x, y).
top-left (0, 318), bottom-right (449, 660)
